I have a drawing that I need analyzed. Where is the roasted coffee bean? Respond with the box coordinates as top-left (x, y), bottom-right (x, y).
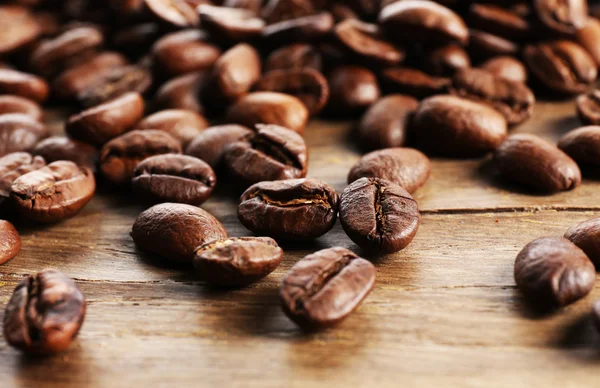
top-left (0, 152), bottom-right (45, 209)
top-left (468, 29), bottom-right (519, 59)
top-left (262, 0), bottom-right (316, 24)
top-left (422, 44), bottom-right (470, 77)
top-left (0, 5), bottom-right (41, 55)
top-left (111, 23), bottom-right (161, 59)
top-left (132, 154), bottom-right (216, 205)
top-left (450, 68), bottom-right (535, 126)
top-left (264, 43), bottom-right (322, 72)
top-left (576, 90), bottom-right (600, 125)
top-left (379, 0), bottom-right (469, 46)
top-left (0, 95), bottom-right (42, 121)
top-left (198, 5), bottom-right (265, 43)
top-left (226, 92), bottom-right (309, 134)
top-left (136, 110), bottom-right (208, 148)
top-left (0, 69), bottom-right (49, 103)
top-left (357, 94), bottom-right (418, 151)
top-left (154, 72), bottom-right (206, 113)
top-left (131, 202), bottom-right (228, 263)
top-left (524, 40), bottom-right (597, 95)
top-left (514, 237), bottom-right (594, 308)
top-left (224, 0), bottom-right (263, 13)
top-left (534, 0), bottom-right (587, 35)
top-left (494, 134), bottom-right (581, 192)
top-left (144, 0), bottom-right (199, 27)
top-left (339, 177), bottom-right (419, 254)
top-left (11, 161), bottom-right (95, 223)
top-left (280, 247), bottom-right (376, 329)
top-left (152, 29), bottom-right (221, 78)
top-left (0, 114), bottom-right (48, 157)
top-left (576, 18), bottom-right (600, 67)
top-left (33, 137), bottom-right (98, 171)
top-left (100, 130), bottom-right (182, 185)
top-left (333, 19), bottom-right (405, 67)
top-left (328, 66), bottom-right (380, 114)
top-left (558, 126), bottom-right (600, 168)
top-left (66, 92), bottom-right (145, 147)
top-left (253, 68), bottom-right (329, 116)
top-left (224, 124), bottom-right (308, 185)
top-left (381, 67), bottom-right (450, 99)
top-left (412, 95), bottom-right (508, 157)
top-left (238, 178), bottom-right (339, 240)
top-left (348, 148), bottom-right (431, 194)
top-left (185, 125), bottom-right (253, 168)
top-left (194, 237), bottom-right (283, 286)
top-left (479, 56), bottom-right (528, 83)
top-left (468, 3), bottom-right (531, 40)
top-left (565, 217), bottom-right (600, 268)
top-left (0, 220), bottom-right (20, 265)
top-left (3, 269), bottom-right (86, 354)
top-left (329, 2), bottom-right (360, 21)
top-left (76, 65), bottom-right (152, 108)
top-left (262, 12), bottom-right (335, 46)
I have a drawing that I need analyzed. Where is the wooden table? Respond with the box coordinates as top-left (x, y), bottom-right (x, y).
top-left (2, 99), bottom-right (600, 387)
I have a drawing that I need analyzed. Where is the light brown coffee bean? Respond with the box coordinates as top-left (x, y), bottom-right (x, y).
top-left (0, 220), bottom-right (20, 265)
top-left (0, 152), bottom-right (45, 209)
top-left (0, 95), bottom-right (42, 121)
top-left (0, 5), bottom-right (41, 55)
top-left (534, 0), bottom-right (587, 35)
top-left (198, 5), bottom-right (265, 43)
top-left (144, 0), bottom-right (199, 27)
top-left (0, 114), bottom-right (48, 157)
top-left (136, 110), bottom-right (208, 148)
top-left (33, 137), bottom-right (98, 171)
top-left (479, 56), bottom-right (528, 83)
top-left (0, 69), bottom-right (49, 103)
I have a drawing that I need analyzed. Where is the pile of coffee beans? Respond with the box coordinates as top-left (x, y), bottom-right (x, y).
top-left (1, 0), bottom-right (600, 353)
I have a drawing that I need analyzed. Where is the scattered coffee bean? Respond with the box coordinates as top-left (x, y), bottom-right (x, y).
top-left (327, 66), bottom-right (380, 114)
top-left (576, 17), bottom-right (600, 67)
top-left (3, 269), bottom-right (86, 354)
top-left (0, 152), bottom-right (45, 209)
top-left (144, 0), bottom-right (199, 27)
top-left (558, 125), bottom-right (600, 168)
top-left (422, 44), bottom-right (470, 76)
top-left (479, 56), bottom-right (528, 83)
top-left (280, 246), bottom-right (376, 329)
top-left (264, 43), bottom-right (322, 72)
top-left (534, 0), bottom-right (587, 35)
top-left (262, 0), bottom-right (316, 24)
top-left (0, 220), bottom-right (20, 265)
top-left (198, 5), bottom-right (265, 43)
top-left (185, 125), bottom-right (253, 169)
top-left (0, 113), bottom-right (48, 157)
top-left (224, 0), bottom-right (263, 13)
top-left (468, 29), bottom-right (519, 60)
top-left (576, 90), bottom-right (600, 125)
top-left (154, 72), bottom-right (206, 113)
top-left (0, 69), bottom-right (49, 103)
top-left (468, 3), bottom-right (531, 40)
top-left (33, 137), bottom-right (98, 171)
top-left (565, 217), bottom-right (600, 268)
top-left (76, 65), bottom-right (152, 108)
top-left (136, 109), bottom-right (208, 148)
top-left (0, 5), bottom-right (41, 55)
top-left (380, 66), bottom-right (450, 99)
top-left (262, 12), bottom-right (335, 46)
top-left (0, 95), bottom-right (43, 121)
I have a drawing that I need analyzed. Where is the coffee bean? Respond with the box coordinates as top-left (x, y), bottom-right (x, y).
top-left (468, 3), bottom-right (531, 40)
top-left (328, 66), bottom-right (380, 114)
top-left (238, 178), bottom-right (338, 240)
top-left (0, 69), bottom-right (49, 103)
top-left (0, 5), bottom-right (41, 55)
top-left (280, 246), bottom-right (376, 329)
top-left (0, 220), bottom-right (20, 265)
top-left (422, 44), bottom-right (470, 77)
top-left (565, 217), bottom-right (600, 268)
top-left (100, 130), bottom-right (182, 185)
top-left (226, 92), bottom-right (309, 134)
top-left (576, 90), bottom-right (600, 125)
top-left (136, 110), bottom-right (208, 148)
top-left (339, 177), bottom-right (419, 254)
top-left (468, 29), bottom-right (519, 60)
top-left (558, 126), bottom-right (600, 168)
top-left (76, 65), bottom-right (152, 108)
top-left (144, 0), bottom-right (199, 27)
top-left (33, 137), bottom-right (98, 171)
top-left (576, 18), bottom-right (600, 67)
top-left (198, 5), bottom-right (265, 43)
top-left (264, 43), bottom-right (322, 72)
top-left (132, 154), bottom-right (216, 205)
top-left (380, 67), bottom-right (450, 99)
top-left (131, 202), bottom-right (228, 263)
top-left (479, 56), bottom-right (528, 83)
top-left (154, 72), bottom-right (206, 113)
top-left (3, 269), bottom-right (86, 354)
top-left (194, 237), bottom-right (283, 286)
top-left (514, 237), bottom-right (594, 308)
top-left (329, 2), bottom-right (360, 21)
top-left (524, 40), bottom-right (597, 95)
top-left (0, 114), bottom-right (48, 157)
top-left (412, 95), bottom-right (508, 157)
top-left (450, 68), bottom-right (535, 126)
top-left (11, 161), bottom-right (95, 223)
top-left (348, 148), bottom-right (431, 194)
top-left (185, 125), bottom-right (253, 169)
top-left (112, 23), bottom-right (161, 59)
top-left (262, 0), bottom-right (316, 24)
top-left (534, 0), bottom-right (587, 35)
top-left (253, 68), bottom-right (329, 116)
top-left (379, 0), bottom-right (469, 46)
top-left (494, 134), bottom-right (581, 192)
top-left (224, 0), bottom-right (263, 13)
top-left (262, 12), bottom-right (335, 46)
top-left (66, 92), bottom-right (145, 147)
top-left (0, 152), bottom-right (45, 209)
top-left (0, 95), bottom-right (42, 121)
top-left (357, 94), bottom-right (418, 150)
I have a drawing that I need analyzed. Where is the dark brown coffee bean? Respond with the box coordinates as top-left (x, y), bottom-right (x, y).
top-left (262, 0), bottom-right (316, 24)
top-left (226, 92), bottom-right (309, 134)
top-left (494, 134), bottom-right (581, 192)
top-left (576, 18), bottom-right (600, 67)
top-left (262, 12), bottom-right (335, 46)
top-left (136, 110), bottom-right (208, 148)
top-left (468, 29), bottom-right (519, 59)
top-left (3, 269), bottom-right (86, 354)
top-left (264, 43), bottom-right (322, 72)
top-left (0, 5), bottom-right (41, 55)
top-left (224, 124), bottom-right (308, 185)
top-left (479, 56), bottom-right (528, 83)
top-left (524, 40), bottom-right (597, 95)
top-left (0, 152), bottom-right (45, 209)
top-left (0, 69), bottom-right (49, 103)
top-left (514, 237), bottom-right (594, 308)
top-left (412, 95), bottom-right (508, 157)
top-left (422, 44), bottom-right (470, 77)
top-left (0, 95), bottom-right (42, 121)
top-left (33, 137), bottom-right (98, 172)
top-left (253, 68), bottom-right (329, 116)
top-left (357, 94), bottom-right (418, 151)
top-left (280, 247), bottom-right (376, 329)
top-left (66, 92), bottom-right (145, 147)
top-left (132, 154), bottom-right (216, 205)
top-left (469, 3), bottom-right (531, 40)
top-left (333, 19), bottom-right (405, 67)
top-left (558, 126), bottom-right (600, 168)
top-left (450, 68), bottom-right (535, 127)
top-left (380, 67), bottom-right (450, 99)
top-left (100, 130), bottom-right (182, 185)
top-left (576, 90), bottom-right (600, 125)
top-left (152, 30), bottom-right (221, 78)
top-left (328, 66), bottom-right (380, 114)
top-left (111, 23), bottom-right (161, 59)
top-left (198, 5), bottom-right (265, 43)
top-left (379, 0), bottom-right (469, 46)
top-left (194, 237), bottom-right (283, 286)
top-left (348, 148), bottom-right (431, 194)
top-left (565, 217), bottom-right (600, 268)
top-left (11, 161), bottom-right (95, 223)
top-left (534, 0), bottom-right (587, 35)
top-left (144, 0), bottom-right (199, 27)
top-left (154, 72), bottom-right (206, 113)
top-left (0, 114), bottom-right (48, 157)
top-left (185, 125), bottom-right (253, 168)
top-left (238, 178), bottom-right (338, 240)
top-left (0, 220), bottom-right (20, 265)
top-left (131, 202), bottom-right (228, 263)
top-left (76, 65), bottom-right (152, 108)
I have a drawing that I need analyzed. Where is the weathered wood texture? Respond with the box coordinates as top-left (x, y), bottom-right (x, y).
top-left (2, 100), bottom-right (600, 388)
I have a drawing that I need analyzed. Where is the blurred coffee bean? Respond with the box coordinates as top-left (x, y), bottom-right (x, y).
top-left (76, 65), bottom-right (152, 107)
top-left (576, 90), bottom-right (600, 125)
top-left (380, 67), bottom-right (450, 99)
top-left (185, 125), bottom-right (253, 169)
top-left (111, 23), bottom-right (161, 60)
top-left (558, 126), bottom-right (600, 168)
top-left (0, 69), bottom-right (49, 103)
top-left (0, 152), bottom-right (45, 210)
top-left (144, 0), bottom-right (199, 27)
top-left (262, 0), bottom-right (317, 24)
top-left (152, 30), bottom-right (221, 78)
top-left (136, 110), bottom-right (208, 148)
top-left (0, 220), bottom-right (20, 265)
top-left (468, 29), bottom-right (519, 60)
top-left (0, 5), bottom-right (41, 56)
top-left (565, 217), bottom-right (600, 267)
top-left (262, 12), bottom-right (335, 46)
top-left (0, 95), bottom-right (42, 121)
top-left (534, 0), bottom-right (587, 35)
top-left (479, 56), bottom-right (528, 83)
top-left (198, 5), bottom-right (265, 43)
top-left (576, 18), bottom-right (600, 67)
top-left (264, 43), bottom-right (322, 72)
top-left (468, 3), bottom-right (531, 40)
top-left (223, 0), bottom-right (263, 13)
top-left (154, 72), bottom-right (206, 113)
top-left (422, 44), bottom-right (470, 77)
top-left (33, 137), bottom-right (98, 172)
top-left (328, 66), bottom-right (380, 114)
top-left (0, 114), bottom-right (48, 157)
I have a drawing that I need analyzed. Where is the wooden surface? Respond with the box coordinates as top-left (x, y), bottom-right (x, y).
top-left (2, 99), bottom-right (600, 387)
